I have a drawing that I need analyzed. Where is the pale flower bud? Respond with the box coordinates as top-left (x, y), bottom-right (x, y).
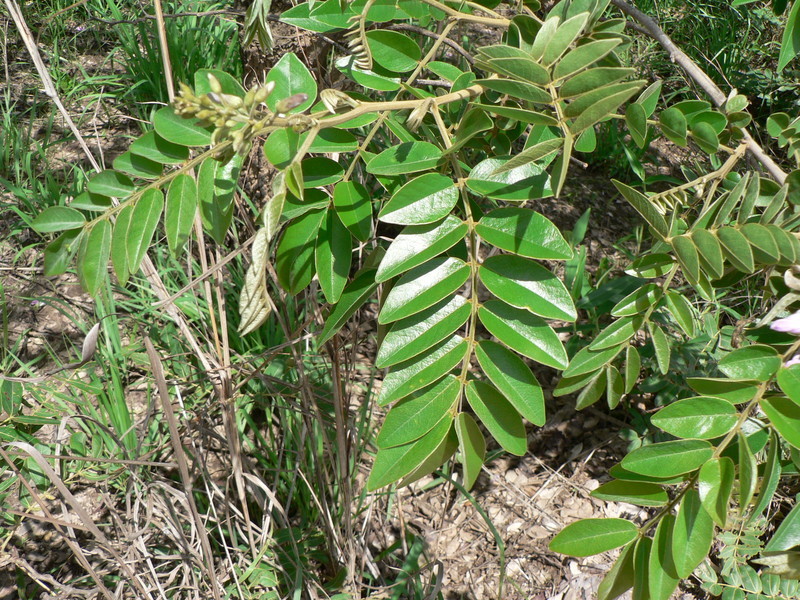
top-left (770, 311), bottom-right (800, 335)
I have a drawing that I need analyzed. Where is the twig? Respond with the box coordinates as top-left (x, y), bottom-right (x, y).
top-left (387, 23), bottom-right (475, 64)
top-left (611, 0), bottom-right (787, 184)
top-left (144, 335), bottom-right (223, 600)
top-left (152, 0), bottom-right (175, 101)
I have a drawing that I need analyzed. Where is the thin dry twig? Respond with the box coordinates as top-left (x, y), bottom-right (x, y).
top-left (144, 335), bottom-right (223, 600)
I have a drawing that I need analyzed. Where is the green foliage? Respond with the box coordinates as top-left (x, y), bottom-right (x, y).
top-left (20, 0), bottom-right (800, 595)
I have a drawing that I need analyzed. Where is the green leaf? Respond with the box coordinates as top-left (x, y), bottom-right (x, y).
top-left (465, 380), bottom-right (527, 456)
top-left (612, 181), bottom-right (669, 238)
top-left (455, 413), bottom-right (486, 490)
top-left (658, 107), bottom-right (688, 146)
top-left (479, 255), bottom-right (576, 321)
top-left (472, 103), bottom-right (559, 126)
top-left (88, 170), bottom-right (135, 198)
top-left (275, 208), bottom-right (326, 295)
top-left (632, 536), bottom-right (652, 600)
top-left (649, 322), bottom-right (670, 375)
top-left (671, 235), bottom-right (700, 282)
top-left (376, 295), bottom-right (470, 368)
top-left (691, 121), bottom-right (719, 154)
top-left (377, 375), bottom-right (459, 448)
top-left (608, 464), bottom-right (685, 485)
top-left (597, 542), bottom-right (636, 600)
top-left (549, 518), bottom-right (637, 557)
top-left (575, 369), bottom-right (607, 409)
top-left (765, 224), bottom-right (798, 265)
top-left (378, 336), bottom-right (467, 405)
top-left (165, 174), bottom-right (197, 256)
top-left (476, 78), bottom-right (551, 104)
top-left (112, 151), bottom-right (163, 179)
top-left (608, 364), bottom-right (629, 407)
top-left (626, 102), bottom-right (648, 149)
top-left (687, 377), bottom-right (759, 404)
top-left (130, 131), bottom-right (189, 164)
top-left (315, 208), bottom-right (352, 304)
top-left (741, 223), bottom-right (780, 264)
top-left (698, 457), bottom-right (734, 527)
top-left (664, 290), bottom-right (695, 337)
top-left (280, 0), bottom-right (355, 32)
top-left (719, 344), bottom-right (780, 382)
top-left (69, 192), bottom-right (112, 212)
top-left (476, 56), bottom-right (550, 86)
top-left (307, 127), bottom-right (358, 153)
top-left (637, 79), bottom-right (662, 117)
top-left (32, 206), bottom-right (86, 233)
top-left (153, 107), bottom-right (212, 146)
top-left (335, 56), bottom-right (401, 91)
top-left (750, 431), bottom-right (782, 522)
top-left (649, 514), bottom-right (680, 600)
top-left (197, 155), bottom-right (241, 244)
top-left (529, 16), bottom-right (560, 60)
top-left (778, 364), bottom-right (800, 404)
top-left (761, 396), bottom-right (800, 449)
top-left (476, 207), bottom-right (572, 259)
top-left (376, 216), bottom-right (467, 283)
top-left (717, 226), bottom-right (755, 273)
top-left (591, 480), bottom-right (668, 507)
top-left (777, 0), bottom-right (800, 71)
top-left (625, 345), bottom-right (640, 393)
top-left (126, 188), bottom-right (163, 276)
top-left (318, 268), bottom-right (378, 345)
top-left (569, 83), bottom-right (645, 134)
top-left (562, 343), bottom-right (624, 378)
top-left (367, 142), bottom-right (443, 176)
top-left (489, 138), bottom-right (564, 175)
top-left (610, 282), bottom-right (661, 316)
top-left (44, 229), bottom-right (83, 276)
top-left (738, 430), bottom-right (758, 516)
top-left (465, 157), bottom-right (552, 202)
top-left (265, 53), bottom-right (317, 113)
top-left (333, 181), bottom-right (372, 242)
top-left (621, 440), bottom-right (713, 478)
top-left (589, 316), bottom-right (642, 351)
top-left (78, 220), bottom-right (112, 296)
top-left (553, 39), bottom-right (622, 80)
top-left (367, 415), bottom-right (453, 490)
top-left (559, 67), bottom-right (635, 98)
top-left (651, 397), bottom-right (737, 439)
top-left (366, 30), bottom-right (421, 73)
top-left (399, 423), bottom-right (458, 488)
top-left (194, 68), bottom-right (245, 97)
top-left (542, 13), bottom-right (589, 65)
top-left (378, 174), bottom-right (458, 225)
top-left (478, 300), bottom-right (568, 369)
top-left (691, 228), bottom-right (725, 279)
top-left (429, 61), bottom-right (465, 82)
top-left (475, 340), bottom-right (545, 426)
top-left (264, 128), bottom-right (300, 168)
top-left (445, 107), bottom-right (494, 155)
top-left (111, 205), bottom-right (132, 284)
top-left (301, 157), bottom-right (344, 188)
top-left (672, 488), bottom-right (714, 578)
top-left (764, 497), bottom-right (800, 552)
top-left (379, 257), bottom-right (469, 324)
